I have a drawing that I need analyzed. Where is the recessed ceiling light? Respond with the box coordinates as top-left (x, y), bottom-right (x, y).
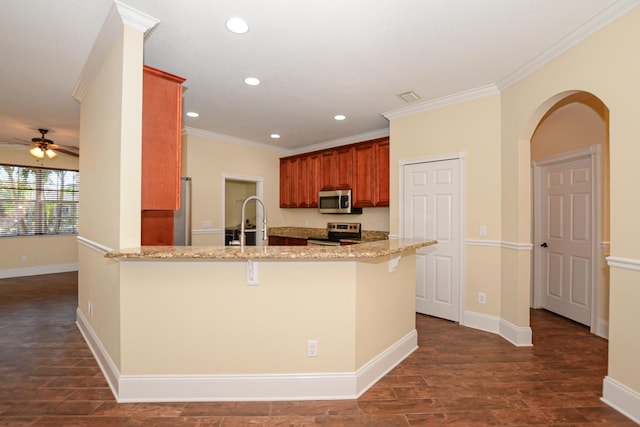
top-left (270, 134), bottom-right (281, 139)
top-left (186, 111), bottom-right (199, 118)
top-left (226, 17), bottom-right (249, 34)
top-left (334, 114), bottom-right (346, 121)
top-left (244, 77), bottom-right (260, 86)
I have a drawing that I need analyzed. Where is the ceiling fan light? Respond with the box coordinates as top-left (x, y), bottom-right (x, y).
top-left (45, 149), bottom-right (57, 159)
top-left (30, 146), bottom-right (44, 159)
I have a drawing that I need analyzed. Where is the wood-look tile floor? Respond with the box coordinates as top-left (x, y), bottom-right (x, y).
top-left (0, 272), bottom-right (635, 426)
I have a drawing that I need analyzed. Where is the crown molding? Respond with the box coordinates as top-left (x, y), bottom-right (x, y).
top-left (383, 84), bottom-right (499, 120)
top-left (183, 127), bottom-right (290, 155)
top-left (114, 0), bottom-right (160, 36)
top-left (289, 128), bottom-right (390, 156)
top-left (497, 0), bottom-right (640, 91)
top-left (72, 2), bottom-right (159, 103)
top-left (183, 127), bottom-right (390, 156)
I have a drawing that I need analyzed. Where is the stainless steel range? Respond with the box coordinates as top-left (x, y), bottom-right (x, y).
top-left (307, 222), bottom-right (361, 246)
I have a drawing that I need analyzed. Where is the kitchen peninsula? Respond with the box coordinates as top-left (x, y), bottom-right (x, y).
top-left (80, 238), bottom-right (436, 403)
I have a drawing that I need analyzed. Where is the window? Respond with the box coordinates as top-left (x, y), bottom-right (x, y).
top-left (0, 165), bottom-right (79, 237)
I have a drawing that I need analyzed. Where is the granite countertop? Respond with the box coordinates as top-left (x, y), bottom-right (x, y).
top-left (105, 238), bottom-right (436, 261)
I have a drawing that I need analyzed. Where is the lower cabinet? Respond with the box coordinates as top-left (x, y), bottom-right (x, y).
top-left (141, 210), bottom-right (174, 245)
top-left (268, 236), bottom-right (307, 246)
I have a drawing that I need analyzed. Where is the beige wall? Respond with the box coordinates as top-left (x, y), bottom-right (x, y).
top-left (182, 132), bottom-right (285, 245)
top-left (117, 255), bottom-right (414, 375)
top-left (500, 8), bottom-right (640, 395)
top-left (77, 20), bottom-right (145, 370)
top-left (0, 146), bottom-right (79, 275)
top-left (388, 6), bottom-right (640, 397)
top-left (390, 95), bottom-right (503, 317)
top-left (183, 131), bottom-right (391, 246)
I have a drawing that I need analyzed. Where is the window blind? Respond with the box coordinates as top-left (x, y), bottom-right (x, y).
top-left (0, 164), bottom-right (79, 237)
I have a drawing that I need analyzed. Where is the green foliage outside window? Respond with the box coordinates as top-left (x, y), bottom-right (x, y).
top-left (0, 164), bottom-right (79, 237)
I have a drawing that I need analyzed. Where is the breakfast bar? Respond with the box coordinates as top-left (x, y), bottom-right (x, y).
top-left (78, 238), bottom-right (436, 402)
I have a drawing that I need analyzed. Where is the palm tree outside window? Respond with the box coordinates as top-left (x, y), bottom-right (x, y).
top-left (0, 164), bottom-right (79, 236)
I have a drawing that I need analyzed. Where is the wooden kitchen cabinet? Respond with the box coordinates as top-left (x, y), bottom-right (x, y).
top-left (299, 153), bottom-right (320, 207)
top-left (141, 210), bottom-right (174, 245)
top-left (353, 137), bottom-right (389, 207)
top-left (319, 146), bottom-right (353, 191)
top-left (141, 65), bottom-right (185, 246)
top-left (280, 153), bottom-right (320, 208)
top-left (268, 235), bottom-right (287, 246)
top-left (141, 65), bottom-right (186, 210)
top-left (279, 159), bottom-right (292, 208)
top-left (279, 137), bottom-right (389, 209)
top-left (268, 236), bottom-right (307, 246)
top-left (320, 150), bottom-right (338, 190)
top-left (335, 146), bottom-right (354, 190)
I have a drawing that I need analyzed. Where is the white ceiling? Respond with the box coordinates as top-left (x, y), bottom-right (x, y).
top-left (1, 0), bottom-right (636, 154)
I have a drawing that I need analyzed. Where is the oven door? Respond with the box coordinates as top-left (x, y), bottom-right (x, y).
top-left (307, 239), bottom-right (341, 246)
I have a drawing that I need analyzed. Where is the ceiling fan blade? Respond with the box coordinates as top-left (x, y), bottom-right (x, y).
top-left (53, 147), bottom-right (80, 157)
top-left (5, 140), bottom-right (33, 147)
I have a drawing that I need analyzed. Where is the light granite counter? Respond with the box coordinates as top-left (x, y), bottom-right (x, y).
top-left (105, 238), bottom-right (435, 260)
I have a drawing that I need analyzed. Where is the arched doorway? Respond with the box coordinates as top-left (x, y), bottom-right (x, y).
top-left (528, 91), bottom-right (610, 337)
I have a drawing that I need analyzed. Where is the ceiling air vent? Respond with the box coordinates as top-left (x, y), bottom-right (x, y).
top-left (397, 90), bottom-right (421, 103)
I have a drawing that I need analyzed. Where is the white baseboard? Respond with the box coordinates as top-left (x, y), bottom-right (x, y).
top-left (76, 308), bottom-right (417, 402)
top-left (499, 317), bottom-right (533, 347)
top-left (597, 318), bottom-right (609, 339)
top-left (76, 309), bottom-right (120, 397)
top-left (0, 263), bottom-right (78, 279)
top-left (602, 376), bottom-right (640, 424)
top-left (463, 310), bottom-right (533, 347)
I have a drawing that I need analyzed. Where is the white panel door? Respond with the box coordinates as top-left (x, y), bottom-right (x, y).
top-left (540, 157), bottom-right (592, 326)
top-left (403, 159), bottom-right (460, 321)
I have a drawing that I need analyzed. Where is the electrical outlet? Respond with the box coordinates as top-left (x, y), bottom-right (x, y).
top-left (203, 220), bottom-right (213, 228)
top-left (21, 255), bottom-right (27, 263)
top-left (479, 226), bottom-right (487, 236)
top-left (307, 340), bottom-right (318, 357)
top-left (246, 260), bottom-right (259, 285)
top-left (478, 292), bottom-right (487, 304)
top-left (88, 301), bottom-right (93, 316)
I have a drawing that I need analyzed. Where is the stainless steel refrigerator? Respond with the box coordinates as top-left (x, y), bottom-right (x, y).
top-left (173, 177), bottom-right (192, 246)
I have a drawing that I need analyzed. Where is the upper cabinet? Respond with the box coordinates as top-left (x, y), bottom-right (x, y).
top-left (280, 137), bottom-right (389, 208)
top-left (141, 65), bottom-right (186, 210)
top-left (353, 137), bottom-right (389, 207)
top-left (280, 153), bottom-right (321, 208)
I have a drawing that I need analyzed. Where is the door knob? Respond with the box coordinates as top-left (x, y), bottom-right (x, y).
top-left (540, 242), bottom-right (548, 248)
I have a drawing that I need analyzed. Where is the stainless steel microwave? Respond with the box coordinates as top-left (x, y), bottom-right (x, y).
top-left (318, 189), bottom-right (362, 214)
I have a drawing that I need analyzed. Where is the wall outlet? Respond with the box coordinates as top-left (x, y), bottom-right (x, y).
top-left (478, 292), bottom-right (487, 304)
top-left (246, 260), bottom-right (259, 286)
top-left (479, 226), bottom-right (487, 236)
top-left (307, 340), bottom-right (318, 357)
top-left (87, 301), bottom-right (93, 316)
top-left (203, 220), bottom-right (213, 228)
top-left (21, 255), bottom-right (27, 263)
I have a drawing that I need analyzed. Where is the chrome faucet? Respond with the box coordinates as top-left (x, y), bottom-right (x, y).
top-left (240, 196), bottom-right (267, 247)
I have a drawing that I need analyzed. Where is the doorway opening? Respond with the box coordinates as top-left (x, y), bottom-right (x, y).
top-left (529, 92), bottom-right (610, 338)
top-left (222, 175), bottom-right (264, 246)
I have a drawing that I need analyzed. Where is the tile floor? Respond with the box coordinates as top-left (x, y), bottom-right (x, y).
top-left (0, 272), bottom-right (635, 426)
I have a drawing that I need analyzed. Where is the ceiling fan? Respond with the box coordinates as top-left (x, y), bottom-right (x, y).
top-left (12, 129), bottom-right (80, 159)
